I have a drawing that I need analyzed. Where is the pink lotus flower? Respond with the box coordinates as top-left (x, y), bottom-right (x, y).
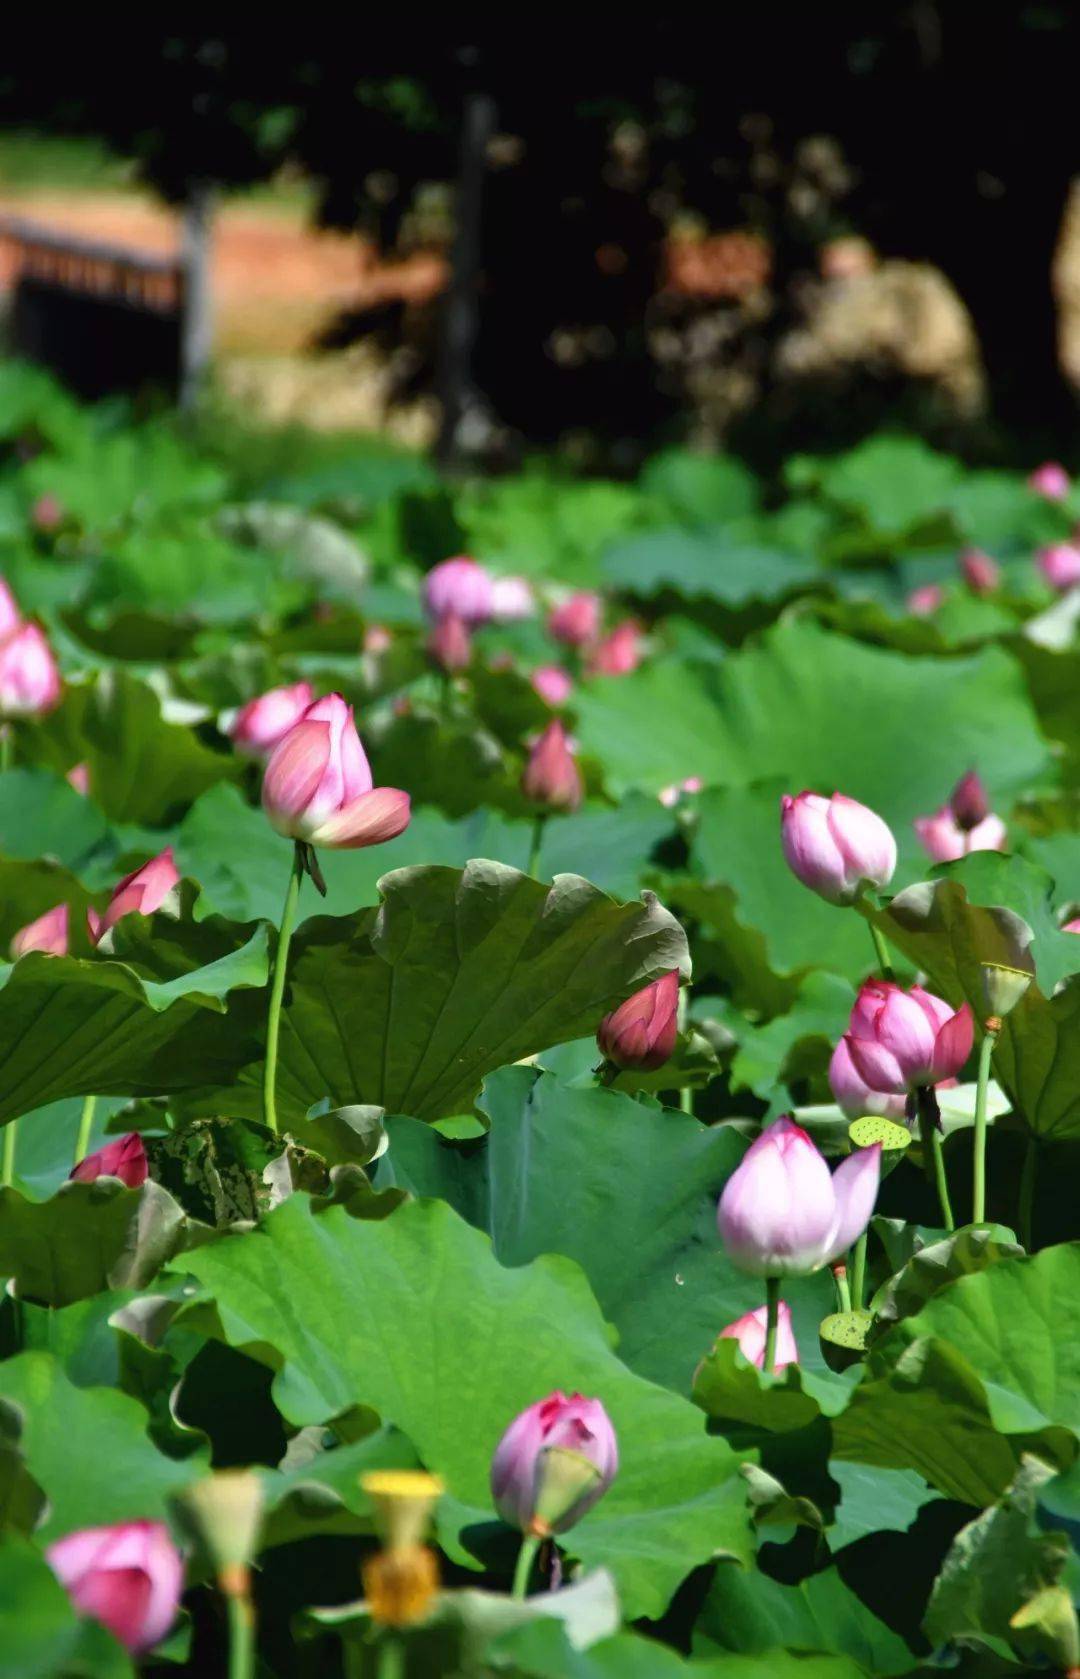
top-left (521, 720), bottom-right (583, 813)
top-left (907, 583), bottom-right (944, 618)
top-left (589, 620), bottom-right (642, 676)
top-left (1038, 543), bottom-right (1080, 591)
top-left (844, 980), bottom-right (973, 1095)
top-left (262, 693), bottom-right (410, 849)
top-left (720, 1302), bottom-right (799, 1371)
top-left (427, 612), bottom-right (472, 672)
top-left (1064, 916), bottom-right (1080, 934)
top-left (491, 1392), bottom-right (618, 1535)
top-left (46, 1521), bottom-right (183, 1654)
top-left (489, 575), bottom-right (535, 621)
top-left (914, 769), bottom-right (1006, 862)
top-left (596, 971), bottom-right (680, 1071)
top-left (548, 592), bottom-right (602, 648)
top-left (87, 848), bottom-right (180, 945)
top-left (30, 494), bottom-right (65, 534)
top-left (828, 1035), bottom-right (908, 1121)
top-left (66, 762), bottom-right (90, 797)
top-left (780, 791), bottom-right (896, 906)
top-left (1029, 461), bottom-right (1070, 501)
top-left (0, 577), bottom-right (20, 642)
top-left (530, 665), bottom-right (573, 707)
top-left (717, 1116), bottom-right (881, 1277)
top-left (230, 682), bottom-right (315, 759)
top-left (10, 902), bottom-right (69, 959)
top-left (960, 548), bottom-right (1000, 595)
top-left (70, 1132), bottom-right (148, 1189)
top-left (0, 622), bottom-right (61, 717)
top-left (423, 556), bottom-right (494, 625)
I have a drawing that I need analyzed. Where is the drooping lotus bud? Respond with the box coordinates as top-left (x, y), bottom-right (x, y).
top-left (262, 694), bottom-right (411, 849)
top-left (717, 1116), bottom-right (881, 1278)
top-left (70, 1133), bottom-right (148, 1189)
top-left (959, 548), bottom-right (1001, 595)
top-left (844, 980), bottom-right (974, 1094)
top-left (1038, 543), bottom-right (1080, 592)
top-left (229, 682), bottom-right (315, 759)
top-left (0, 577), bottom-right (21, 641)
top-left (87, 848), bottom-right (180, 945)
top-left (589, 619), bottom-right (642, 676)
top-left (489, 575), bottom-right (535, 621)
top-left (0, 622), bottom-right (61, 717)
top-left (596, 971), bottom-right (680, 1071)
top-left (719, 1302), bottom-right (799, 1371)
top-left (172, 1471), bottom-right (264, 1596)
top-left (10, 902), bottom-right (69, 958)
top-left (980, 962), bottom-right (1033, 1020)
top-left (360, 1471), bottom-right (444, 1628)
top-left (490, 1392), bottom-right (618, 1536)
top-left (422, 556), bottom-right (494, 625)
top-left (521, 720), bottom-right (583, 812)
top-left (548, 591), bottom-right (602, 648)
top-left (30, 494), bottom-right (65, 534)
top-left (1028, 461), bottom-right (1070, 501)
top-left (66, 762), bottom-right (90, 796)
top-left (530, 665), bottom-right (573, 707)
top-left (427, 612), bottom-right (472, 672)
top-left (949, 770), bottom-right (989, 830)
top-left (46, 1521), bottom-right (184, 1655)
top-left (780, 791), bottom-right (896, 906)
top-left (907, 583), bottom-right (944, 617)
top-left (828, 1035), bottom-right (908, 1121)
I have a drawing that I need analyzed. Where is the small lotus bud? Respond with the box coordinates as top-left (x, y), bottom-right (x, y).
top-left (907, 583), bottom-right (944, 617)
top-left (845, 981), bottom-right (974, 1093)
top-left (46, 1522), bottom-right (183, 1654)
top-left (11, 902), bottom-right (69, 958)
top-left (427, 612), bottom-right (472, 673)
top-left (530, 665), bottom-right (573, 707)
top-left (87, 848), bottom-right (181, 945)
top-left (490, 1393), bottom-right (617, 1536)
top-left (959, 548), bottom-right (1001, 595)
top-left (949, 770), bottom-right (990, 830)
top-left (31, 494), bottom-right (64, 534)
top-left (172, 1471), bottom-right (264, 1594)
top-left (262, 694), bottom-right (410, 850)
top-left (719, 1302), bottom-right (799, 1370)
top-left (70, 1133), bottom-right (148, 1189)
top-left (596, 971), bottom-right (679, 1071)
top-left (780, 791), bottom-right (896, 906)
top-left (521, 721), bottom-right (583, 812)
top-left (66, 762), bottom-right (90, 796)
top-left (980, 962), bottom-right (1033, 1021)
top-left (1028, 461), bottom-right (1070, 502)
top-left (423, 556), bottom-right (494, 625)
top-left (0, 622), bottom-right (61, 717)
top-left (1039, 543), bottom-right (1080, 592)
top-left (548, 591), bottom-right (602, 648)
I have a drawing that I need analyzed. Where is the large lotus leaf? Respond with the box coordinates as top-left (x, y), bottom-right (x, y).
top-left (694, 1561), bottom-right (917, 1676)
top-left (826, 1462), bottom-right (939, 1552)
top-left (572, 619), bottom-right (1050, 802)
top-left (0, 1352), bottom-right (204, 1539)
top-left (0, 769), bottom-right (111, 877)
top-left (455, 476), bottom-right (645, 584)
top-left (639, 448), bottom-right (760, 524)
top-left (0, 923), bottom-right (267, 1124)
top-left (380, 1066), bottom-right (834, 1392)
top-left (176, 1195), bottom-right (752, 1619)
top-left (33, 669), bottom-right (238, 824)
top-left (219, 862), bottom-right (688, 1126)
top-left (369, 709), bottom-right (526, 817)
top-left (600, 528), bottom-right (814, 606)
top-left (0, 1179), bottom-right (210, 1306)
top-left (811, 436), bottom-right (964, 535)
top-left (0, 1536), bottom-right (133, 1679)
top-left (491, 1624), bottom-right (874, 1679)
top-left (215, 502), bottom-right (369, 597)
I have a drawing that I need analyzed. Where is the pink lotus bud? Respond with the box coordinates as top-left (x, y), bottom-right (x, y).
top-left (66, 762), bottom-right (90, 796)
top-left (1064, 916), bottom-right (1080, 934)
top-left (914, 807), bottom-right (1006, 863)
top-left (682, 776), bottom-right (703, 794)
top-left (548, 592), bottom-right (602, 648)
top-left (490, 1391), bottom-right (618, 1535)
top-left (844, 980), bottom-right (973, 1094)
top-left (262, 693), bottom-right (411, 850)
top-left (1029, 461), bottom-right (1070, 501)
top-left (0, 622), bottom-right (61, 717)
top-left (0, 577), bottom-right (21, 642)
top-left (780, 791), bottom-right (896, 906)
top-left (828, 1035), bottom-right (908, 1121)
top-left (959, 548), bottom-right (1000, 595)
top-left (10, 902), bottom-right (69, 959)
top-left (31, 493), bottom-right (65, 534)
top-left (489, 575), bottom-right (536, 621)
top-left (423, 556), bottom-right (495, 625)
top-left (907, 583), bottom-right (944, 618)
top-left (521, 720), bottom-right (583, 813)
top-left (530, 664), bottom-right (573, 707)
top-left (1038, 543), bottom-right (1080, 592)
top-left (87, 847), bottom-right (180, 945)
top-left (229, 682), bottom-right (315, 759)
top-left (363, 624), bottom-right (393, 655)
top-left (658, 785), bottom-right (680, 808)
top-left (69, 1132), bottom-right (148, 1189)
top-left (588, 619), bottom-right (642, 677)
top-left (720, 1302), bottom-right (799, 1371)
top-left (596, 970), bottom-right (680, 1071)
top-left (658, 775), bottom-right (703, 809)
top-left (949, 770), bottom-right (989, 830)
top-left (717, 1116), bottom-right (881, 1277)
top-left (46, 1520), bottom-right (183, 1654)
top-left (427, 612), bottom-right (472, 673)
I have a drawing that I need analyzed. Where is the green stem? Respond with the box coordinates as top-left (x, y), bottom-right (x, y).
top-left (832, 1264), bottom-right (852, 1314)
top-left (1, 1122), bottom-right (14, 1189)
top-left (763, 1276), bottom-right (781, 1375)
top-left (512, 1533), bottom-right (541, 1600)
top-left (73, 1096), bottom-right (96, 1167)
top-left (0, 729), bottom-right (11, 774)
top-left (677, 986), bottom-right (692, 1114)
top-left (850, 1233), bottom-right (867, 1311)
top-left (595, 1061), bottom-right (620, 1088)
top-left (226, 1589), bottom-right (255, 1679)
top-left (527, 815), bottom-right (546, 878)
top-left (1019, 1134), bottom-right (1038, 1251)
top-left (868, 920), bottom-right (896, 984)
top-left (263, 844), bottom-right (305, 1137)
top-left (916, 1085), bottom-right (954, 1232)
top-left (972, 1029), bottom-right (996, 1225)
